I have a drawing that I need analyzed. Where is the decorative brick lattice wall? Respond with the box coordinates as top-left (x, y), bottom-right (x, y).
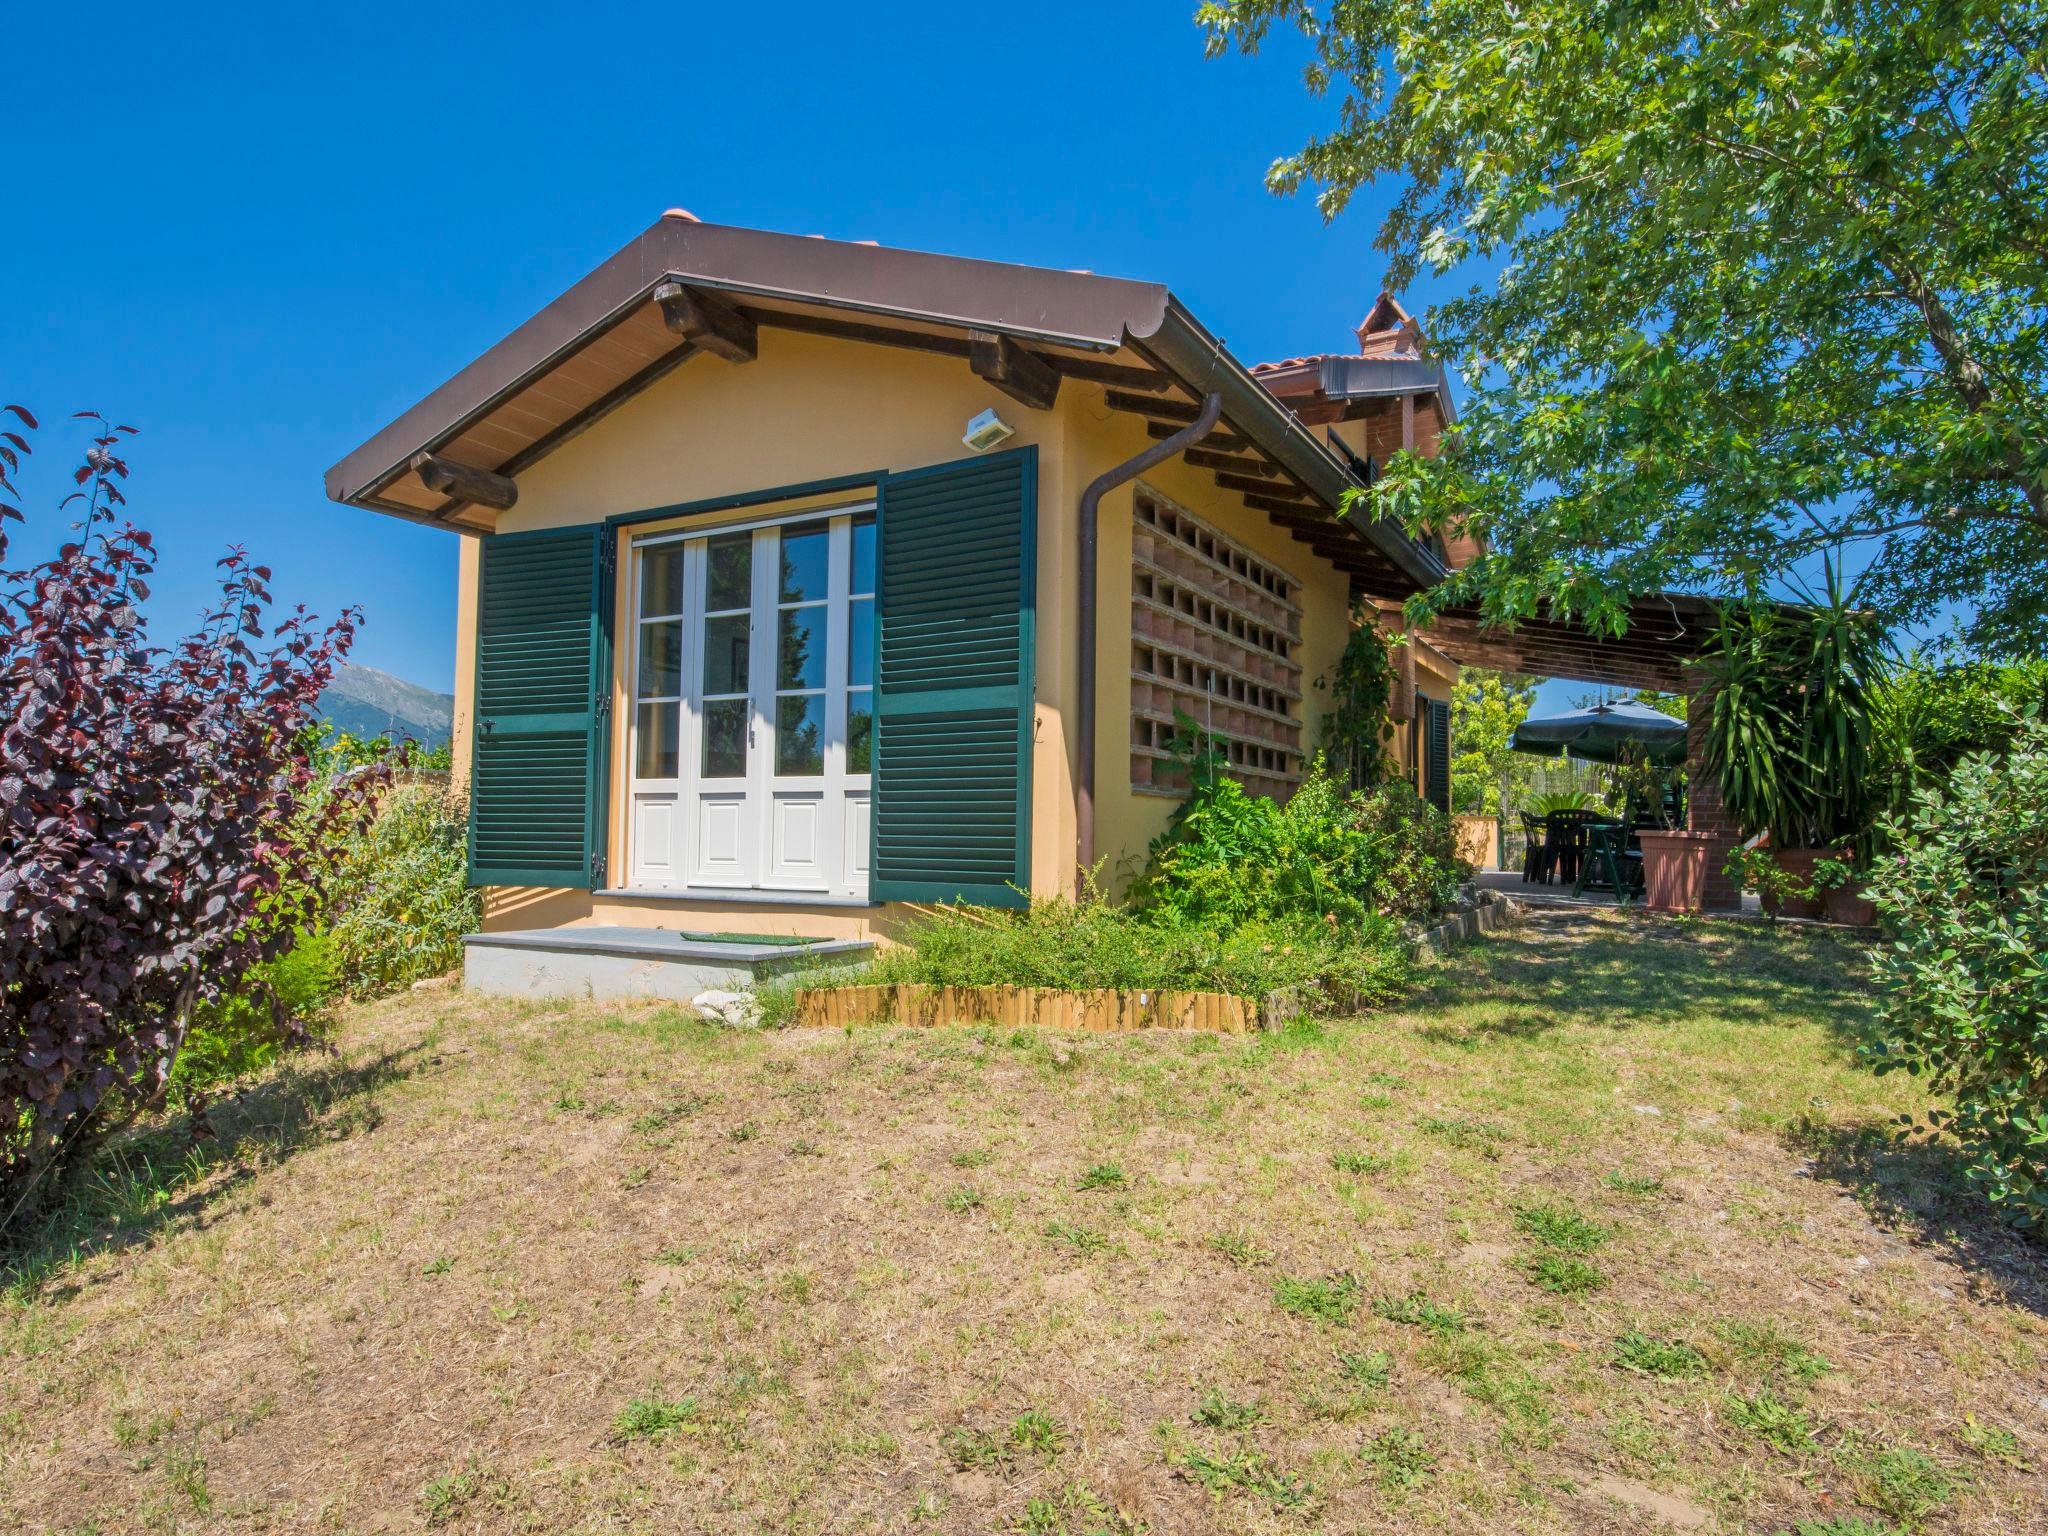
top-left (1129, 489), bottom-right (1303, 800)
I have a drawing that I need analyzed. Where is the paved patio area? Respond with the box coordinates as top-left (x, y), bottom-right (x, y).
top-left (1475, 868), bottom-right (1764, 916)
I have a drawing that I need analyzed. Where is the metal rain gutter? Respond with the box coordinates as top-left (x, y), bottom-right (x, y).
top-left (1073, 391), bottom-right (1224, 887)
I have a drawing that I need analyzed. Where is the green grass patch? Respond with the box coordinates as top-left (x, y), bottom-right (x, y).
top-left (1335, 1349), bottom-right (1393, 1389)
top-left (1513, 1201), bottom-right (1609, 1252)
top-left (1523, 1251), bottom-right (1605, 1294)
top-left (1329, 1149), bottom-right (1395, 1175)
top-left (1274, 1272), bottom-right (1363, 1325)
top-left (1613, 1331), bottom-right (1706, 1379)
top-left (1076, 1162), bottom-right (1126, 1191)
top-left (1715, 1318), bottom-right (1831, 1381)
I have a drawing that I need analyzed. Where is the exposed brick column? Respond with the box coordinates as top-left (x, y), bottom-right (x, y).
top-left (1684, 666), bottom-right (1743, 911)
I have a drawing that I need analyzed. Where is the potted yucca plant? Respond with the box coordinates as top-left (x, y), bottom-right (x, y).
top-left (1697, 575), bottom-right (1888, 921)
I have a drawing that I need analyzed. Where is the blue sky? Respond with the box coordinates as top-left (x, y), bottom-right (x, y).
top-left (7, 2), bottom-right (1603, 705)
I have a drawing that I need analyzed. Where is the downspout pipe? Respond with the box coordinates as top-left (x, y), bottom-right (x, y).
top-left (1075, 391), bottom-right (1224, 889)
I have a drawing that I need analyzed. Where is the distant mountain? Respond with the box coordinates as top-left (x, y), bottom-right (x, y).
top-left (319, 662), bottom-right (455, 748)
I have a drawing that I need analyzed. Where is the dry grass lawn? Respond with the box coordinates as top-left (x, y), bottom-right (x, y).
top-left (4, 908), bottom-right (2046, 1535)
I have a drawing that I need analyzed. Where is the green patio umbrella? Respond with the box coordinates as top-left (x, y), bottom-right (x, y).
top-left (1509, 699), bottom-right (1687, 765)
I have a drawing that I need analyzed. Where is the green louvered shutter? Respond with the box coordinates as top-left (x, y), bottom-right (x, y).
top-left (468, 526), bottom-right (613, 887)
top-left (870, 447), bottom-right (1036, 907)
top-left (1423, 696), bottom-right (1452, 814)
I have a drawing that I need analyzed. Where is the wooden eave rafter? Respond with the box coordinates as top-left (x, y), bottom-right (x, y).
top-left (356, 296), bottom-right (1192, 524)
top-left (1100, 384), bottom-right (1400, 593)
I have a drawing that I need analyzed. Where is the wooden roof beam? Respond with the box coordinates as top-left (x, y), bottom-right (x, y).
top-left (656, 282), bottom-right (758, 363)
top-left (969, 330), bottom-right (1060, 411)
top-left (1148, 421), bottom-right (1251, 454)
top-left (411, 451), bottom-right (516, 511)
top-left (1183, 447), bottom-right (1282, 477)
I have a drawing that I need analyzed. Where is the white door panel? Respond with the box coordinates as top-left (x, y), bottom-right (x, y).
top-left (625, 508), bottom-right (877, 899)
top-left (631, 793), bottom-right (680, 886)
top-left (692, 793), bottom-right (751, 886)
top-left (769, 792), bottom-right (827, 886)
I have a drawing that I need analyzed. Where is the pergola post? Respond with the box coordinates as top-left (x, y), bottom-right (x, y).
top-left (1684, 666), bottom-right (1742, 912)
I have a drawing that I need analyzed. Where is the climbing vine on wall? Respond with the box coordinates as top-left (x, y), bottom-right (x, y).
top-left (1319, 609), bottom-right (1399, 790)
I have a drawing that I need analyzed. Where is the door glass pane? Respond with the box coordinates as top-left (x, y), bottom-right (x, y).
top-left (703, 613), bottom-right (750, 695)
top-left (702, 698), bottom-right (748, 778)
top-left (776, 694), bottom-right (825, 776)
top-left (851, 516), bottom-right (876, 596)
top-left (848, 597), bottom-right (874, 689)
top-left (637, 621), bottom-right (681, 697)
top-left (706, 532), bottom-right (752, 611)
top-left (777, 521), bottom-right (830, 603)
top-left (640, 545), bottom-right (683, 617)
top-left (777, 605), bottom-right (825, 690)
top-left (847, 693), bottom-right (873, 775)
top-left (635, 701), bottom-right (679, 778)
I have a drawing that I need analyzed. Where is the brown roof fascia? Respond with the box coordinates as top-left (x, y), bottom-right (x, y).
top-left (321, 216), bottom-right (1447, 591)
top-left (325, 216), bottom-right (1170, 509)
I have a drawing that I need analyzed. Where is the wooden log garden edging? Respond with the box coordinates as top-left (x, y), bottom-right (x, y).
top-left (791, 983), bottom-right (1265, 1034)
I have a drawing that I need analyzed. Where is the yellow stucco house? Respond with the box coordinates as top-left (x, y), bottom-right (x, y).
top-left (326, 214), bottom-right (1496, 982)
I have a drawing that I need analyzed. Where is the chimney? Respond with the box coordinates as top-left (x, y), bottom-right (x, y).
top-left (1355, 293), bottom-right (1423, 358)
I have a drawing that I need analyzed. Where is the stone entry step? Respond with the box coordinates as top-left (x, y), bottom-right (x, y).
top-left (462, 926), bottom-right (871, 1001)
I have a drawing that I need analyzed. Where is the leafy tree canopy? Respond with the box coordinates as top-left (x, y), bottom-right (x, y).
top-left (1450, 669), bottom-right (1537, 813)
top-left (1201, 0), bottom-right (2048, 653)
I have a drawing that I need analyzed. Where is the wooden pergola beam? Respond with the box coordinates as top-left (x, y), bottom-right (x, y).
top-left (969, 331), bottom-right (1061, 411)
top-left (410, 451), bottom-right (517, 511)
top-left (655, 282), bottom-right (758, 363)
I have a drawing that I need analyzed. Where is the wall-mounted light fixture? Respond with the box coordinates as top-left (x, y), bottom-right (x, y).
top-left (962, 408), bottom-right (1015, 453)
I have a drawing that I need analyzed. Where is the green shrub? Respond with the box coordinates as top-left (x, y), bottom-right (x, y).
top-left (1135, 739), bottom-right (1466, 927)
top-left (1864, 711), bottom-right (2048, 1227)
top-left (326, 783), bottom-right (480, 997)
top-left (170, 931), bottom-right (340, 1106)
top-left (1870, 658), bottom-right (2048, 825)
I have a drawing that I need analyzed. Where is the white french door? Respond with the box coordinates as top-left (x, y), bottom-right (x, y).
top-left (626, 509), bottom-right (875, 896)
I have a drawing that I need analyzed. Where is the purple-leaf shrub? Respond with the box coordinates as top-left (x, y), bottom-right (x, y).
top-left (0, 409), bottom-right (385, 1223)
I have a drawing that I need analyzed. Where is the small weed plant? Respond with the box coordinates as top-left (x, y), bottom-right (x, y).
top-left (1728, 1388), bottom-right (1816, 1453)
top-left (612, 1393), bottom-right (698, 1442)
top-left (1176, 1444), bottom-right (1312, 1509)
top-left (1193, 1390), bottom-right (1267, 1430)
top-left (1360, 1426), bottom-right (1436, 1490)
top-left (1336, 1349), bottom-right (1393, 1389)
top-left (1373, 1292), bottom-right (1470, 1336)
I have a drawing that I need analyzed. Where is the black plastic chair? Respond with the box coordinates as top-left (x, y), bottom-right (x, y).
top-left (1520, 813), bottom-right (1551, 883)
top-left (1543, 810), bottom-right (1601, 887)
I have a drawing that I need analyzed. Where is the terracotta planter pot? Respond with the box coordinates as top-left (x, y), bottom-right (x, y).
top-left (1762, 846), bottom-right (1827, 920)
top-left (1820, 864), bottom-right (1878, 927)
top-left (1639, 829), bottom-right (1712, 913)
